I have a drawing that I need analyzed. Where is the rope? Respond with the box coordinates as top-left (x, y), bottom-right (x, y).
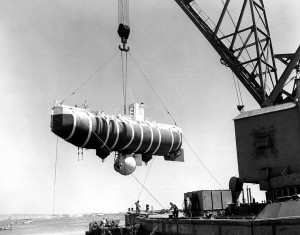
top-left (138, 156), bottom-right (156, 200)
top-left (92, 116), bottom-right (159, 213)
top-left (92, 127), bottom-right (162, 209)
top-left (52, 137), bottom-right (59, 215)
top-left (61, 50), bottom-right (119, 103)
top-left (92, 130), bottom-right (112, 153)
top-left (131, 174), bottom-right (165, 209)
top-left (92, 127), bottom-right (161, 210)
top-left (183, 135), bottom-right (224, 189)
top-left (128, 51), bottom-right (178, 126)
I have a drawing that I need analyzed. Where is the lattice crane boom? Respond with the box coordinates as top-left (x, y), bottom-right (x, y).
top-left (175, 0), bottom-right (300, 107)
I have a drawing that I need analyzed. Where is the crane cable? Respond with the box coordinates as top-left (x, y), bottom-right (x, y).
top-left (129, 51), bottom-right (224, 189)
top-left (232, 72), bottom-right (244, 107)
top-left (121, 51), bottom-right (129, 115)
top-left (118, 0), bottom-right (129, 26)
top-left (119, 0), bottom-right (163, 204)
top-left (217, 1), bottom-right (246, 108)
top-left (118, 0), bottom-right (130, 114)
top-left (219, 0), bottom-right (255, 70)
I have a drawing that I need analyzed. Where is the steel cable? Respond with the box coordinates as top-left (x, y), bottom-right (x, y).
top-left (61, 50), bottom-right (119, 103)
top-left (131, 174), bottom-right (165, 209)
top-left (52, 137), bottom-right (59, 215)
top-left (137, 156), bottom-right (156, 200)
top-left (129, 51), bottom-right (225, 189)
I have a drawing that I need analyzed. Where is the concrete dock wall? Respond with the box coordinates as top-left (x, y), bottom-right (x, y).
top-left (125, 214), bottom-right (300, 235)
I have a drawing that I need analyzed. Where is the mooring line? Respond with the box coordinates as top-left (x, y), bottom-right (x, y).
top-left (52, 137), bottom-right (59, 215)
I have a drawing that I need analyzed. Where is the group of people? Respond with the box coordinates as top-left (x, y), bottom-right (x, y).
top-left (134, 196), bottom-right (193, 219)
top-left (91, 218), bottom-right (118, 231)
top-left (1, 224), bottom-right (12, 230)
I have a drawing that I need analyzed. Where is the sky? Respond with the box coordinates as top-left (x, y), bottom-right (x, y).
top-left (0, 0), bottom-right (299, 214)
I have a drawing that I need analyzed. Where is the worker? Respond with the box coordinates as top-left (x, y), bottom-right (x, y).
top-left (91, 221), bottom-right (98, 231)
top-left (169, 202), bottom-right (179, 218)
top-left (186, 196), bottom-right (192, 218)
top-left (135, 200), bottom-right (141, 215)
top-left (101, 218), bottom-right (106, 226)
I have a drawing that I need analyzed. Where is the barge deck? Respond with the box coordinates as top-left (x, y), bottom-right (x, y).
top-left (125, 213), bottom-right (300, 235)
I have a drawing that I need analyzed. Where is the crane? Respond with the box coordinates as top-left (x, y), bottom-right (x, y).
top-left (175, 0), bottom-right (300, 205)
top-left (175, 0), bottom-right (300, 108)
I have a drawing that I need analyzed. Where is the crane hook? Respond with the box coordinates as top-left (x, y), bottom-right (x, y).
top-left (118, 23), bottom-right (130, 52)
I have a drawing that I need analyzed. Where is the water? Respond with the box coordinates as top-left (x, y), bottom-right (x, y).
top-left (0, 214), bottom-right (125, 235)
